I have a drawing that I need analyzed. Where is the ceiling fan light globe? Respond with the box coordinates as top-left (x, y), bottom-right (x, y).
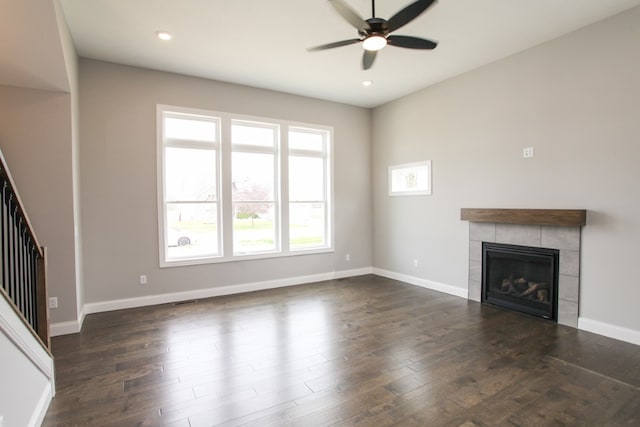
top-left (362, 35), bottom-right (387, 51)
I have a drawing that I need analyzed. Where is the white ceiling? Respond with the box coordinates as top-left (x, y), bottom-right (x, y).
top-left (8, 1), bottom-right (640, 108)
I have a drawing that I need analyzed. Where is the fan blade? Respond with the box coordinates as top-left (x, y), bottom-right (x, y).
top-left (387, 35), bottom-right (437, 49)
top-left (307, 39), bottom-right (361, 51)
top-left (362, 50), bottom-right (377, 70)
top-left (387, 0), bottom-right (437, 33)
top-left (329, 0), bottom-right (369, 32)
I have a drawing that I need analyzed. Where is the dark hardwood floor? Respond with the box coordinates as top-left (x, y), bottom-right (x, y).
top-left (43, 275), bottom-right (640, 426)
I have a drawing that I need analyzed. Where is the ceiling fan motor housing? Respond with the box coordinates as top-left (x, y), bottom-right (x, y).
top-left (361, 18), bottom-right (389, 38)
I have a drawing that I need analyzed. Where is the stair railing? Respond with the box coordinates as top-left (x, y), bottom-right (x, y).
top-left (0, 149), bottom-right (49, 351)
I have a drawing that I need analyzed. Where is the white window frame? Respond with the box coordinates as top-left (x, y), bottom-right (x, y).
top-left (157, 106), bottom-right (222, 267)
top-left (287, 126), bottom-right (332, 252)
top-left (231, 119), bottom-right (281, 256)
top-left (157, 104), bottom-right (334, 267)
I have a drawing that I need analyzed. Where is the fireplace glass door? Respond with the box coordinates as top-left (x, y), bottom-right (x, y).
top-left (482, 242), bottom-right (559, 321)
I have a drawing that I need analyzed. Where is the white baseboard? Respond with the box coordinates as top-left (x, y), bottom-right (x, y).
top-left (373, 268), bottom-right (468, 299)
top-left (50, 318), bottom-right (82, 337)
top-left (50, 269), bottom-right (640, 348)
top-left (333, 267), bottom-right (373, 280)
top-left (373, 269), bottom-right (640, 346)
top-left (50, 305), bottom-right (88, 337)
top-left (52, 268), bottom-right (373, 324)
top-left (578, 317), bottom-right (640, 346)
top-left (28, 383), bottom-right (53, 427)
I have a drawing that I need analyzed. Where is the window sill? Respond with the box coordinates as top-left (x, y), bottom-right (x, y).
top-left (160, 247), bottom-right (334, 268)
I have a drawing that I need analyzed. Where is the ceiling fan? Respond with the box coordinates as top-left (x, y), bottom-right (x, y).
top-left (308, 0), bottom-right (438, 70)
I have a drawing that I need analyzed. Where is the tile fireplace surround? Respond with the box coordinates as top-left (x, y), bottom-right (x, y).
top-left (461, 209), bottom-right (587, 328)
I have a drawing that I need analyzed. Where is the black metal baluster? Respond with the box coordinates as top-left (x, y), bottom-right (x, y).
top-left (17, 219), bottom-right (24, 318)
top-left (30, 246), bottom-right (38, 330)
top-left (8, 197), bottom-right (15, 302)
top-left (24, 227), bottom-right (32, 328)
top-left (0, 182), bottom-right (5, 295)
top-left (13, 206), bottom-right (21, 314)
top-left (21, 228), bottom-right (30, 327)
top-left (25, 240), bottom-right (32, 328)
top-left (0, 156), bottom-right (49, 348)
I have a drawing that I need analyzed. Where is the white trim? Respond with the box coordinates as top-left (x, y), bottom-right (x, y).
top-left (28, 383), bottom-right (54, 427)
top-left (81, 267), bottom-right (373, 316)
top-left (333, 267), bottom-right (373, 280)
top-left (49, 297), bottom-right (88, 336)
top-left (161, 246), bottom-right (334, 268)
top-left (388, 160), bottom-right (432, 196)
top-left (78, 303), bottom-right (87, 330)
top-left (578, 317), bottom-right (640, 346)
top-left (50, 319), bottom-right (82, 336)
top-left (51, 270), bottom-right (640, 350)
top-left (157, 104), bottom-right (335, 267)
top-left (373, 268), bottom-right (468, 299)
top-left (0, 294), bottom-right (54, 378)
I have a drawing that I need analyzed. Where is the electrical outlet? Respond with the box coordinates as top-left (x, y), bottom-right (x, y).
top-left (345, 254), bottom-right (351, 261)
top-left (139, 275), bottom-right (147, 285)
top-left (48, 297), bottom-right (58, 309)
top-left (523, 147), bottom-right (534, 158)
top-left (413, 259), bottom-right (419, 268)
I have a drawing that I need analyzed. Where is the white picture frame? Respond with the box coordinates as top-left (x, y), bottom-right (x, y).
top-left (388, 160), bottom-right (432, 196)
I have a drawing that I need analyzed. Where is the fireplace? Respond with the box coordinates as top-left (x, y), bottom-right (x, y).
top-left (482, 242), bottom-right (559, 321)
top-left (462, 208), bottom-right (586, 327)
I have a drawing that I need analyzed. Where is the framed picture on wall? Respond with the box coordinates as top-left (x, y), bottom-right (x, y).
top-left (388, 160), bottom-right (432, 196)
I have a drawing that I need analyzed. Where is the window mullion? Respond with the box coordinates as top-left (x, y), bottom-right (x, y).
top-left (231, 144), bottom-right (275, 155)
top-left (164, 139), bottom-right (218, 150)
top-left (272, 123), bottom-right (282, 253)
top-left (280, 127), bottom-right (290, 253)
top-left (220, 116), bottom-right (234, 257)
top-left (326, 133), bottom-right (333, 247)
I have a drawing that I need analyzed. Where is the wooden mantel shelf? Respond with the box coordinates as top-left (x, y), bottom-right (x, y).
top-left (460, 208), bottom-right (587, 227)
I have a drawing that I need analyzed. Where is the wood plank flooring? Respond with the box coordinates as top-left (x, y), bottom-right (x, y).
top-left (42, 275), bottom-right (640, 426)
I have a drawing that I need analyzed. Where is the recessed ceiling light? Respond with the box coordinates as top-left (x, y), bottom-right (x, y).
top-left (156, 31), bottom-right (172, 41)
top-left (362, 80), bottom-right (373, 87)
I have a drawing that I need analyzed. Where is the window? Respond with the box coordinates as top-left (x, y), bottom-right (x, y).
top-left (288, 128), bottom-right (330, 250)
top-left (231, 121), bottom-right (278, 255)
top-left (160, 112), bottom-right (221, 262)
top-left (158, 105), bottom-right (332, 266)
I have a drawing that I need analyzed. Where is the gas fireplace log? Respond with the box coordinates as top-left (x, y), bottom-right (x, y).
top-left (511, 277), bottom-right (529, 293)
top-left (519, 282), bottom-right (550, 297)
top-left (501, 275), bottom-right (514, 291)
top-left (501, 276), bottom-right (532, 294)
top-left (514, 277), bottom-right (529, 288)
top-left (537, 289), bottom-right (549, 302)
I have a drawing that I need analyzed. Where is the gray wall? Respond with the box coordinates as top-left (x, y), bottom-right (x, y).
top-left (79, 59), bottom-right (372, 303)
top-left (372, 7), bottom-right (640, 332)
top-left (0, 86), bottom-right (78, 324)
